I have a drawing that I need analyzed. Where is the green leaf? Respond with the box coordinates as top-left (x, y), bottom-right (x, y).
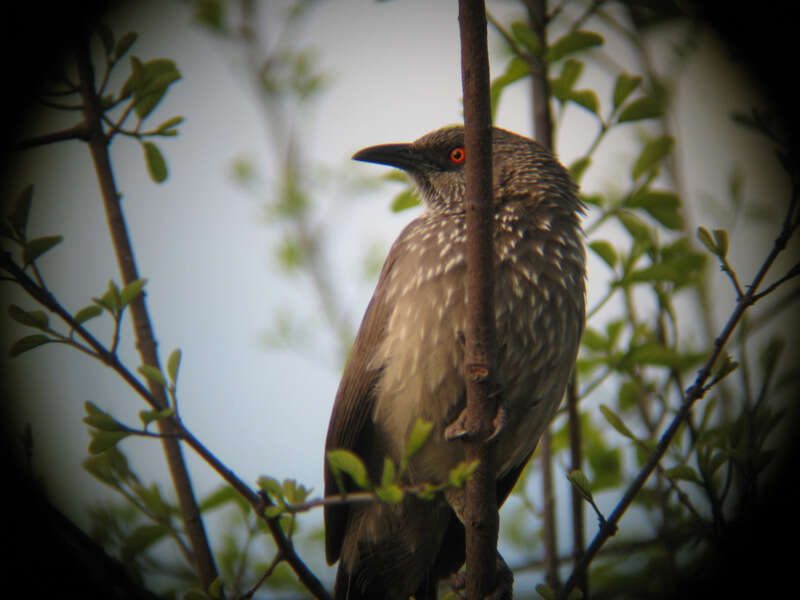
top-left (88, 430), bottom-right (131, 454)
top-left (606, 320), bottom-right (625, 349)
top-left (129, 58), bottom-right (182, 119)
top-left (154, 115), bottom-right (184, 134)
top-left (664, 464), bottom-right (702, 484)
top-left (448, 460), bottom-right (479, 488)
top-left (632, 136), bottom-right (673, 180)
top-left (143, 142), bottom-right (168, 183)
top-left (581, 193), bottom-right (604, 207)
top-left (120, 277), bottom-right (147, 307)
top-left (536, 583), bottom-right (557, 600)
top-left (697, 227), bottom-right (717, 255)
top-left (589, 240), bottom-right (617, 268)
top-left (84, 401), bottom-right (126, 432)
top-left (546, 30), bottom-right (604, 63)
top-left (510, 21), bottom-right (541, 55)
top-left (74, 305), bottom-right (103, 325)
top-left (586, 438), bottom-right (622, 491)
top-left (139, 408), bottom-right (174, 426)
top-left (390, 188), bottom-right (420, 212)
top-left (167, 348), bottom-right (182, 383)
top-left (327, 449), bottom-right (370, 489)
top-left (558, 59), bottom-right (584, 91)
top-left (380, 457), bottom-right (396, 488)
top-left (612, 73), bottom-right (642, 109)
top-left (94, 280), bottom-right (121, 315)
top-left (8, 305), bottom-right (49, 330)
top-left (283, 478), bottom-right (309, 504)
top-left (258, 476), bottom-right (283, 499)
top-left (119, 56), bottom-right (144, 100)
top-left (625, 190), bottom-right (684, 230)
top-left (712, 229), bottom-right (729, 259)
top-left (622, 342), bottom-right (703, 370)
top-left (617, 96), bottom-right (661, 123)
top-left (566, 89), bottom-right (599, 115)
top-left (22, 235), bottom-right (63, 265)
top-left (83, 453), bottom-right (120, 487)
top-left (599, 404), bottom-right (635, 440)
top-left (375, 483), bottom-right (404, 503)
top-left (550, 59), bottom-right (583, 102)
top-left (9, 334), bottom-right (53, 357)
top-left (119, 279), bottom-right (146, 310)
top-left (138, 364), bottom-right (166, 387)
top-left (208, 577), bottom-right (223, 600)
top-left (581, 327), bottom-right (608, 352)
top-left (490, 57), bottom-right (529, 118)
top-left (192, 0), bottom-right (225, 30)
top-left (136, 483), bottom-right (171, 519)
top-left (114, 32), bottom-right (138, 61)
top-left (568, 157), bottom-right (591, 183)
top-left (121, 524), bottom-right (168, 561)
top-left (617, 211), bottom-right (652, 245)
top-left (264, 504), bottom-right (285, 518)
top-left (627, 262), bottom-right (682, 284)
top-left (135, 74), bottom-right (181, 120)
top-left (567, 469), bottom-right (594, 503)
top-left (404, 418), bottom-right (434, 463)
top-left (9, 184), bottom-right (34, 239)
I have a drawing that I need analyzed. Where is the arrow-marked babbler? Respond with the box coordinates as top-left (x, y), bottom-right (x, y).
top-left (324, 125), bottom-right (586, 600)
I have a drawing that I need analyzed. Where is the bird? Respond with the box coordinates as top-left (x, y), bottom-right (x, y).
top-left (324, 125), bottom-right (586, 600)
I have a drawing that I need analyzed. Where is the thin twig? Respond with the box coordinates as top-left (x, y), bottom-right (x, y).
top-left (242, 551), bottom-right (284, 599)
top-left (10, 123), bottom-right (90, 151)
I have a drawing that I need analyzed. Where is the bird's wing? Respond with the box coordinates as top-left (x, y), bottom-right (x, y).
top-left (323, 241), bottom-right (401, 565)
top-left (497, 450), bottom-right (533, 505)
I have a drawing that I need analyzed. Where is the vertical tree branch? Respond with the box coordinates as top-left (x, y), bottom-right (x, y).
top-left (458, 1), bottom-right (499, 598)
top-left (74, 33), bottom-right (219, 588)
top-left (525, 0), bottom-right (566, 591)
top-left (566, 376), bottom-right (586, 595)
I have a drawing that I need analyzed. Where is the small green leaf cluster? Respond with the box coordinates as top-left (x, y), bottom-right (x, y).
top-left (258, 476), bottom-right (313, 519)
top-left (2, 186), bottom-right (153, 360)
top-left (84, 447), bottom-right (176, 564)
top-left (1, 184), bottom-right (63, 267)
top-left (82, 398), bottom-right (176, 455)
top-left (325, 418), bottom-right (479, 510)
top-left (95, 24), bottom-right (184, 183)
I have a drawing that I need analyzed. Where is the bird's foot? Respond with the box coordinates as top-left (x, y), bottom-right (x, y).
top-left (447, 554), bottom-right (514, 600)
top-left (444, 404), bottom-right (507, 442)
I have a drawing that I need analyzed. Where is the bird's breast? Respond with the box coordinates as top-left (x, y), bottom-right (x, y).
top-left (371, 210), bottom-right (585, 481)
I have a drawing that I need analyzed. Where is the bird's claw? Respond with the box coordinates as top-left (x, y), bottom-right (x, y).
top-left (444, 404), bottom-right (507, 442)
top-left (447, 554), bottom-right (514, 600)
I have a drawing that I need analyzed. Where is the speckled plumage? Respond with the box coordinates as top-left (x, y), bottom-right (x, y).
top-left (325, 126), bottom-right (586, 600)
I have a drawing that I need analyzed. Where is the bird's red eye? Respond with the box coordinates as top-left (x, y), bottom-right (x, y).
top-left (449, 147), bottom-right (466, 164)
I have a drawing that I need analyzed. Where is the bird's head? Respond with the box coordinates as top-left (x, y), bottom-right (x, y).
top-left (352, 125), bottom-right (580, 217)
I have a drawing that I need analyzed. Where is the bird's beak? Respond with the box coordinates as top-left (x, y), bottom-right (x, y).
top-left (352, 143), bottom-right (418, 172)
